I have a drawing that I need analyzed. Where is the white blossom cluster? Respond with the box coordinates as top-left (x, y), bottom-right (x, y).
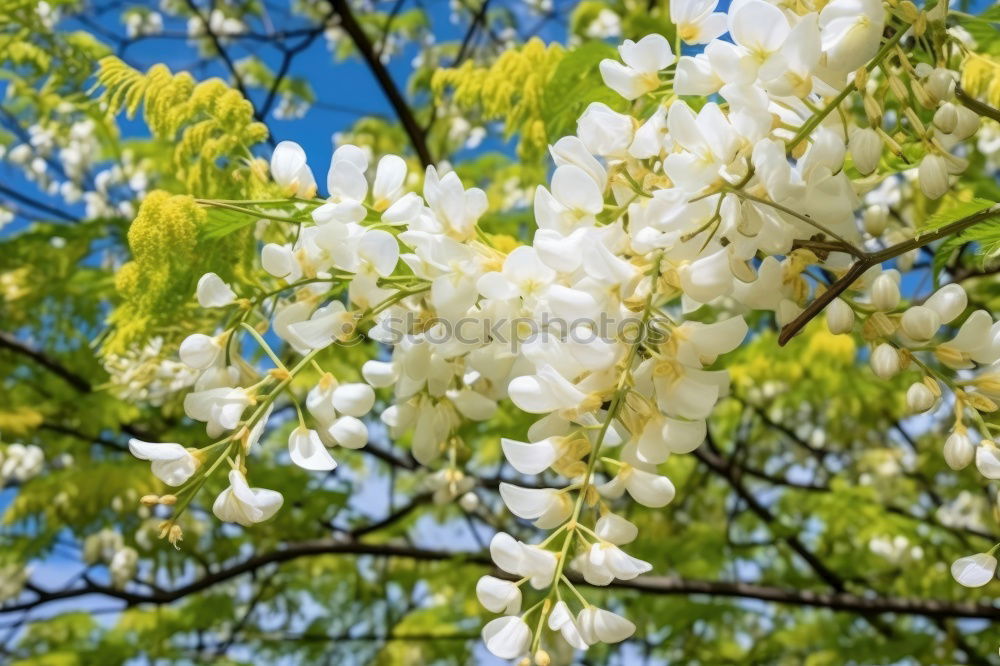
top-left (103, 336), bottom-right (200, 406)
top-left (119, 0), bottom-right (1000, 659)
top-left (83, 528), bottom-right (139, 590)
top-left (0, 443), bottom-right (44, 488)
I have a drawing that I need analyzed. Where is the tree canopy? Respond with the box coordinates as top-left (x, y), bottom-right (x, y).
top-left (2, 0), bottom-right (1000, 664)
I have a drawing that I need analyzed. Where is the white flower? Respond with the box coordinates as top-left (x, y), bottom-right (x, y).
top-left (212, 469), bottom-right (283, 526)
top-left (371, 155), bottom-right (407, 211)
top-left (270, 141), bottom-right (316, 197)
top-left (577, 102), bottom-right (634, 158)
top-left (598, 466), bottom-right (676, 508)
top-left (951, 552), bottom-right (997, 588)
top-left (128, 439), bottom-right (200, 486)
top-left (595, 512), bottom-right (638, 545)
top-left (548, 600), bottom-right (590, 649)
top-left (577, 606), bottom-right (635, 645)
top-left (576, 542), bottom-right (652, 585)
top-left (818, 0), bottom-right (885, 72)
top-left (109, 546), bottom-right (137, 589)
top-left (671, 0), bottom-right (726, 45)
top-left (490, 532), bottom-right (557, 589)
top-left (501, 437), bottom-right (560, 475)
top-left (599, 34), bottom-right (675, 100)
top-left (183, 386), bottom-right (252, 437)
top-left (727, 0), bottom-right (789, 70)
top-left (196, 273), bottom-right (236, 308)
top-left (286, 302), bottom-right (356, 351)
top-left (288, 427), bottom-right (336, 471)
top-left (476, 575), bottom-right (522, 614)
top-left (179, 333), bottom-right (221, 369)
top-left (499, 483), bottom-right (573, 529)
top-left (482, 615), bottom-right (531, 660)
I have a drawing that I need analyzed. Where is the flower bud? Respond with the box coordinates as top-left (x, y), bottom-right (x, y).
top-left (850, 128), bottom-right (881, 175)
top-left (179, 333), bottom-right (221, 369)
top-left (952, 105), bottom-right (981, 140)
top-left (900, 305), bottom-right (941, 342)
top-left (871, 272), bottom-right (900, 311)
top-left (918, 153), bottom-right (949, 200)
top-left (827, 298), bottom-right (855, 335)
top-left (459, 491), bottom-right (479, 512)
top-left (933, 102), bottom-right (958, 134)
top-left (863, 95), bottom-right (883, 125)
top-left (975, 440), bottom-right (1000, 479)
top-left (925, 68), bottom-right (956, 103)
top-left (944, 431), bottom-right (974, 470)
top-left (863, 205), bottom-right (889, 236)
top-left (906, 382), bottom-right (936, 413)
top-left (870, 343), bottom-right (900, 379)
top-left (924, 283), bottom-right (967, 324)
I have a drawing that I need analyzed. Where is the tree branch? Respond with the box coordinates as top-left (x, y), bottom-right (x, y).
top-left (327, 0), bottom-right (433, 167)
top-left (778, 205), bottom-right (1000, 345)
top-left (7, 539), bottom-right (1000, 621)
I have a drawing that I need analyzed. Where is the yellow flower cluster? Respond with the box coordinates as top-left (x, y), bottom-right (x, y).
top-left (431, 38), bottom-right (564, 158)
top-left (107, 191), bottom-right (251, 352)
top-left (96, 57), bottom-right (268, 197)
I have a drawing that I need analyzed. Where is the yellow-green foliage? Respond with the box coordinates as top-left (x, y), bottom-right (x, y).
top-left (431, 38), bottom-right (564, 159)
top-left (106, 191), bottom-right (253, 353)
top-left (961, 52), bottom-right (1000, 110)
top-left (95, 56), bottom-right (268, 197)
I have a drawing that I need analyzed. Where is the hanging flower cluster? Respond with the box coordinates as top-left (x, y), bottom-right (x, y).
top-left (120, 0), bottom-right (1000, 660)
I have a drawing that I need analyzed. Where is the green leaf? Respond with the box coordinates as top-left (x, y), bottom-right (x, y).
top-left (541, 40), bottom-right (626, 142)
top-left (917, 196), bottom-right (994, 234)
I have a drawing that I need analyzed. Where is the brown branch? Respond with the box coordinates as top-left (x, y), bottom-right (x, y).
top-left (327, 0), bottom-right (434, 167)
top-left (7, 539), bottom-right (1000, 621)
top-left (956, 84), bottom-right (1000, 124)
top-left (0, 332), bottom-right (92, 393)
top-left (778, 205), bottom-right (1000, 345)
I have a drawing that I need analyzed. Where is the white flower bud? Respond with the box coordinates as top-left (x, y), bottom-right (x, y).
top-left (331, 383), bottom-right (375, 417)
top-left (870, 343), bottom-right (900, 379)
top-left (900, 305), bottom-right (941, 342)
top-left (944, 432), bottom-right (974, 470)
top-left (871, 273), bottom-right (900, 311)
top-left (924, 284), bottom-right (967, 324)
top-left (196, 272), bottom-right (236, 308)
top-left (179, 333), bottom-right (220, 369)
top-left (826, 298), bottom-right (855, 335)
top-left (329, 415), bottom-right (368, 449)
top-left (906, 382), bottom-right (936, 413)
top-left (933, 102), bottom-right (958, 133)
top-left (459, 491), bottom-right (479, 512)
top-left (862, 205), bottom-right (889, 236)
top-left (918, 153), bottom-right (950, 200)
top-left (849, 127), bottom-right (881, 175)
top-left (975, 440), bottom-right (1000, 479)
top-left (925, 68), bottom-right (956, 104)
top-left (952, 105), bottom-right (980, 140)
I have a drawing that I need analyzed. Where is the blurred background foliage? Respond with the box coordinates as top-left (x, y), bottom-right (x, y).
top-left (1, 0), bottom-right (1000, 664)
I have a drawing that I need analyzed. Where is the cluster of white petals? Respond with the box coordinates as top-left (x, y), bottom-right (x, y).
top-left (122, 0), bottom-right (1000, 657)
